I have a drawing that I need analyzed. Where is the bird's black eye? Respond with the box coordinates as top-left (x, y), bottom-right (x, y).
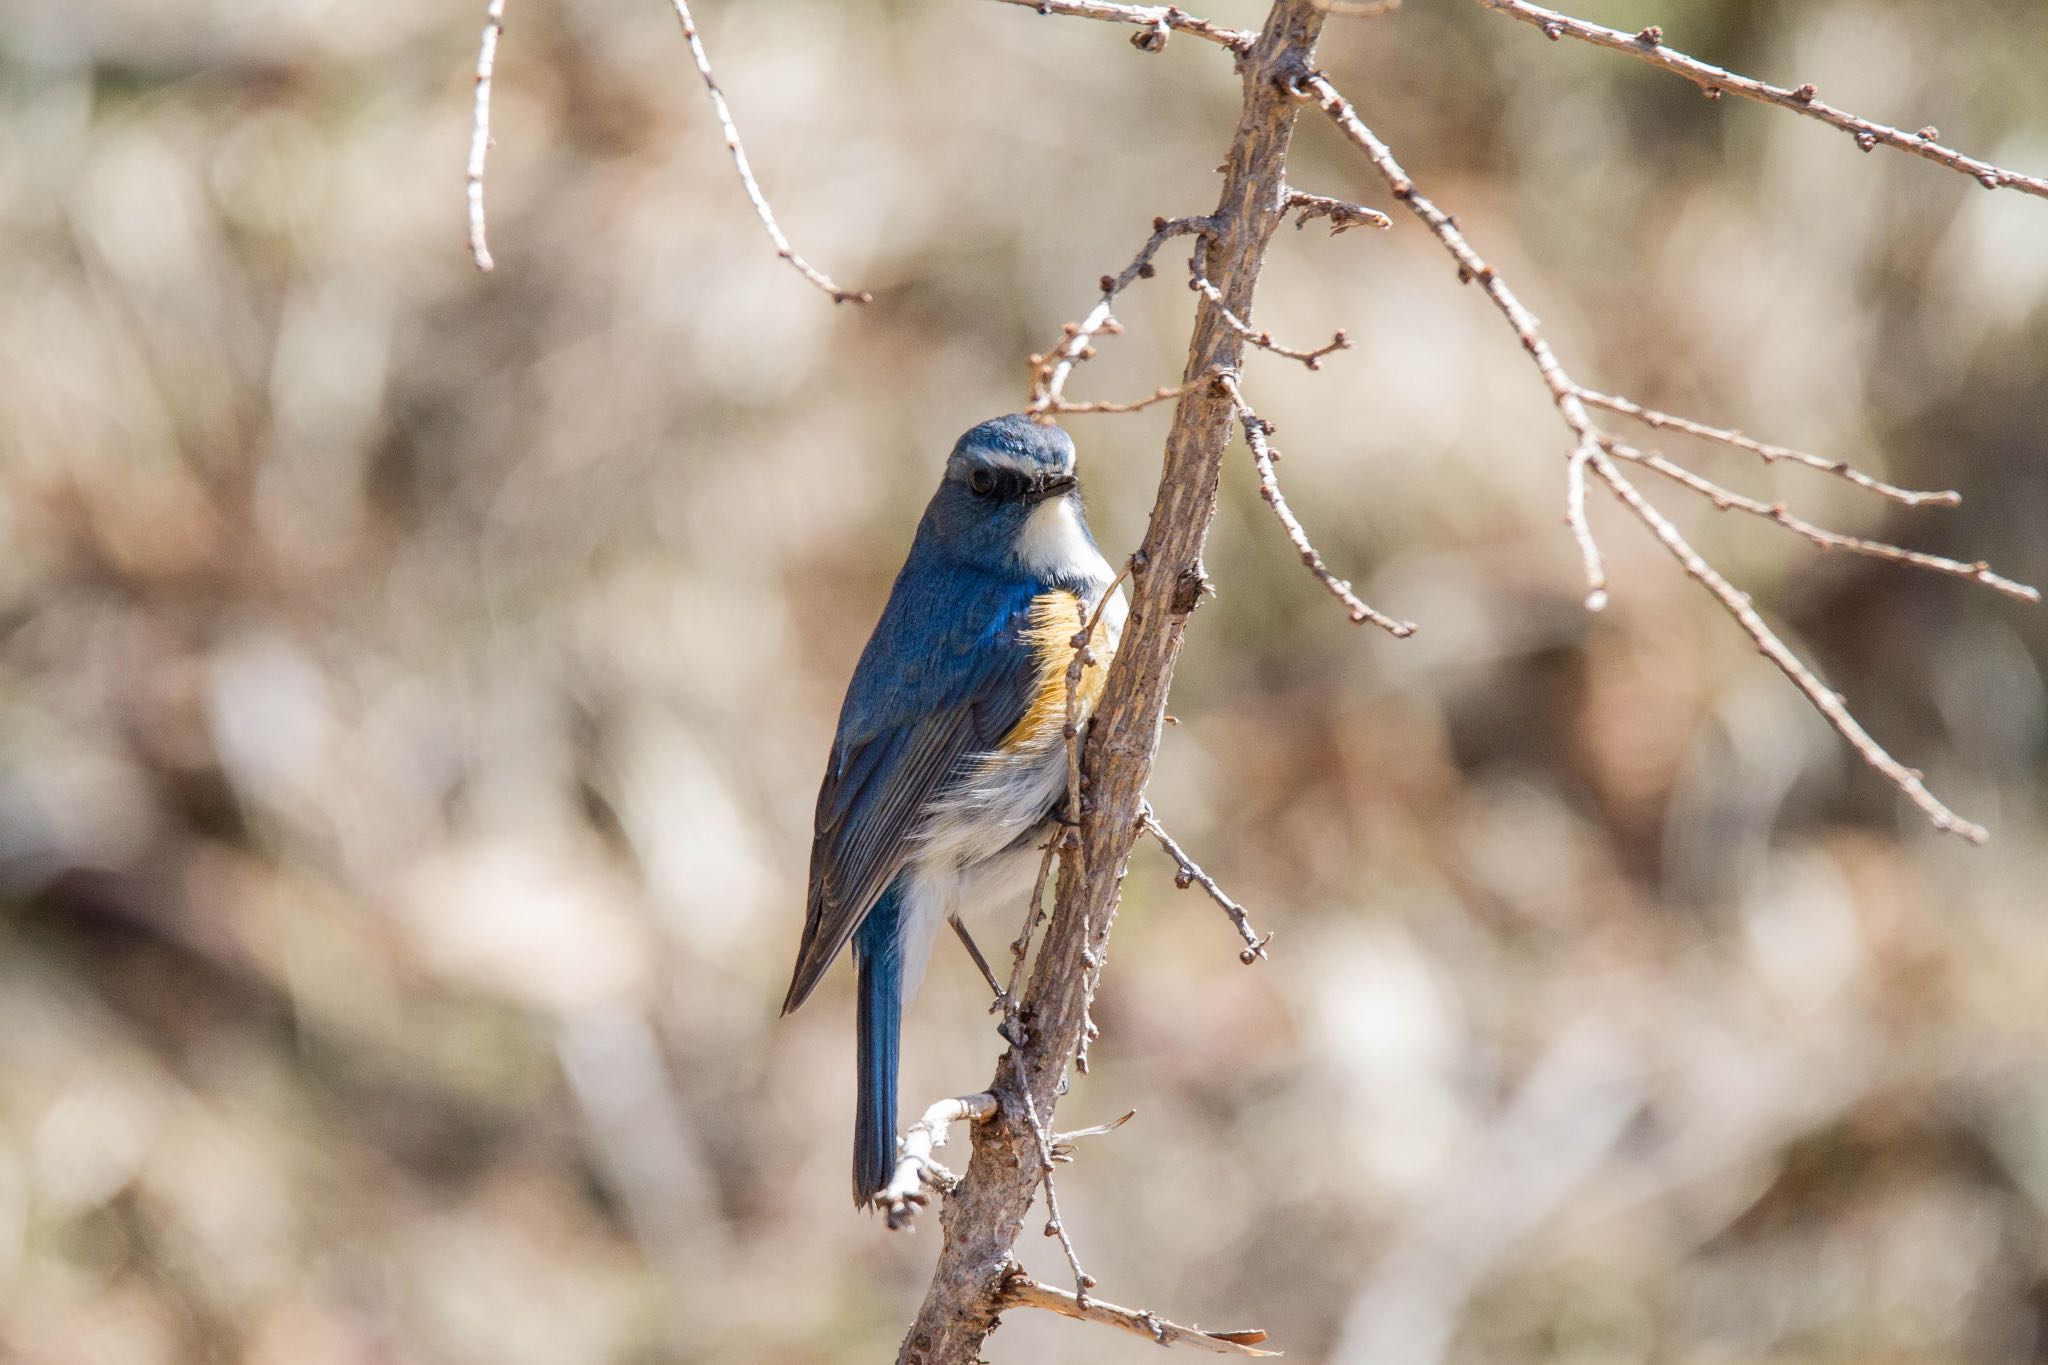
top-left (968, 468), bottom-right (996, 496)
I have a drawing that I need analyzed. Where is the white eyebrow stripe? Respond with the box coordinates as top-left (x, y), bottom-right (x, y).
top-left (964, 446), bottom-right (1075, 479)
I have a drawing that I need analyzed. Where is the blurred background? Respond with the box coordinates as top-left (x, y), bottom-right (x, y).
top-left (2, 0), bottom-right (2046, 1360)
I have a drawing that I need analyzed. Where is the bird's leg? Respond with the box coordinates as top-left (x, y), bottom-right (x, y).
top-left (949, 913), bottom-right (1003, 1000)
top-left (952, 913), bottom-right (1032, 1047)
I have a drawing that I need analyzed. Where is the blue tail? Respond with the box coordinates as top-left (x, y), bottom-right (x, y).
top-left (853, 887), bottom-right (905, 1208)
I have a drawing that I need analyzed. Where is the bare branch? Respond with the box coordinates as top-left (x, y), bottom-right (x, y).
top-left (1308, 72), bottom-right (2002, 841)
top-left (1474, 0), bottom-right (2048, 200)
top-left (997, 1273), bottom-right (1279, 1356)
top-left (1220, 373), bottom-right (1418, 637)
top-left (1284, 189), bottom-right (1393, 233)
top-left (1189, 257), bottom-right (1351, 368)
top-left (660, 0), bottom-right (870, 303)
top-left (1577, 389), bottom-right (1961, 508)
top-left (1043, 376), bottom-right (1212, 416)
top-left (1031, 216), bottom-right (1209, 411)
top-left (878, 1094), bottom-right (998, 1231)
top-left (1139, 806), bottom-right (1271, 962)
top-left (1588, 447), bottom-right (1989, 842)
top-left (986, 0), bottom-right (1255, 52)
top-left (1051, 1108), bottom-right (1136, 1159)
top-left (1320, 0), bottom-right (1400, 15)
top-left (1606, 440), bottom-right (2040, 603)
top-left (1566, 437), bottom-right (1610, 611)
top-left (1020, 1086), bottom-right (1094, 1302)
top-left (466, 0), bottom-right (508, 271)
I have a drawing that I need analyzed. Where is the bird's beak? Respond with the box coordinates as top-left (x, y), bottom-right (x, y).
top-left (1026, 474), bottom-right (1079, 504)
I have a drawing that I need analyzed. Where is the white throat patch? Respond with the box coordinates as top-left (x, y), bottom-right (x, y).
top-left (1014, 495), bottom-right (1104, 580)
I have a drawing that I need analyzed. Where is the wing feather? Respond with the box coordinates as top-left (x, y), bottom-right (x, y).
top-left (782, 566), bottom-right (1044, 1014)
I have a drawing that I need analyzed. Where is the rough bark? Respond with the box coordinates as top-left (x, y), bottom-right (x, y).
top-left (893, 3), bottom-right (1326, 1360)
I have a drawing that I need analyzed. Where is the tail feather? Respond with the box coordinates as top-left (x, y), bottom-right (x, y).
top-left (853, 896), bottom-right (904, 1208)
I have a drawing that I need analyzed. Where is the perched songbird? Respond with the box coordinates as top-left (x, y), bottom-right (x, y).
top-left (783, 414), bottom-right (1125, 1207)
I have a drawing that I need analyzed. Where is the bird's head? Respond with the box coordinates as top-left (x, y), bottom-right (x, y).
top-left (926, 415), bottom-right (1092, 573)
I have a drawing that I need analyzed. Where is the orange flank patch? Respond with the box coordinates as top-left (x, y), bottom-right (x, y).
top-left (1002, 590), bottom-right (1114, 752)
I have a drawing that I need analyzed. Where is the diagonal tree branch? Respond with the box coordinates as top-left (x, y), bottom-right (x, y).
top-left (895, 3), bottom-right (1329, 1359)
top-left (1474, 0), bottom-right (2048, 200)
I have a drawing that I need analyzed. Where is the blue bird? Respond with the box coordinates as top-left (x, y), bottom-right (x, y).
top-left (783, 414), bottom-right (1124, 1207)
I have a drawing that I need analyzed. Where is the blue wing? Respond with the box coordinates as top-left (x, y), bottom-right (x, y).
top-left (782, 548), bottom-right (1044, 1015)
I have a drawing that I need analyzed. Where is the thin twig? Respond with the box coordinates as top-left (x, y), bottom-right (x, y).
top-left (1019, 1086), bottom-right (1093, 1304)
top-left (1059, 563), bottom-right (1133, 1078)
top-left (986, 0), bottom-right (1255, 52)
top-left (1606, 440), bottom-right (2039, 602)
top-left (1001, 833), bottom-right (1063, 1040)
top-left (877, 1093), bottom-right (999, 1231)
top-left (1050, 1108), bottom-right (1136, 1161)
top-left (1589, 447), bottom-right (1988, 841)
top-left (1322, 0), bottom-right (1400, 14)
top-left (1474, 0), bottom-right (2048, 201)
top-left (1189, 255), bottom-right (1350, 368)
top-left (1577, 389), bottom-right (1960, 508)
top-left (1063, 564), bottom-right (1135, 828)
top-left (1284, 189), bottom-right (1393, 233)
top-left (1566, 437), bottom-right (1611, 611)
top-left (1044, 376), bottom-right (1212, 416)
top-left (660, 0), bottom-right (870, 303)
top-left (997, 1272), bottom-right (1278, 1356)
top-left (1032, 216), bottom-right (1209, 410)
top-left (1139, 805), bottom-right (1272, 961)
top-left (466, 0), bottom-right (507, 271)
top-left (1220, 373), bottom-right (1417, 637)
top-left (1309, 72), bottom-right (1998, 841)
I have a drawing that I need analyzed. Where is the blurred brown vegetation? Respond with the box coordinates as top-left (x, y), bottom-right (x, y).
top-left (2, 1), bottom-right (2046, 1361)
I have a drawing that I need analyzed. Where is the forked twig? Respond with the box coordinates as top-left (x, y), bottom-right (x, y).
top-left (1475, 0), bottom-right (2048, 200)
top-left (998, 1272), bottom-right (1278, 1355)
top-left (1308, 71), bottom-right (2021, 841)
top-left (1031, 217), bottom-right (1211, 410)
top-left (877, 1093), bottom-right (998, 1231)
top-left (1577, 389), bottom-right (1960, 508)
top-left (1606, 441), bottom-right (2039, 602)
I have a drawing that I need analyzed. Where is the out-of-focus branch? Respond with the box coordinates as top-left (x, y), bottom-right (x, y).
top-left (1308, 72), bottom-right (2030, 843)
top-left (997, 1273), bottom-right (1278, 1356)
top-left (1577, 389), bottom-right (1961, 508)
top-left (468, 0), bottom-right (869, 297)
top-left (1475, 0), bottom-right (2048, 200)
top-left (660, 0), bottom-right (870, 303)
top-left (466, 0), bottom-right (508, 271)
top-left (897, 3), bottom-right (1331, 1359)
top-left (986, 0), bottom-right (1255, 52)
top-left (1606, 440), bottom-right (2039, 602)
